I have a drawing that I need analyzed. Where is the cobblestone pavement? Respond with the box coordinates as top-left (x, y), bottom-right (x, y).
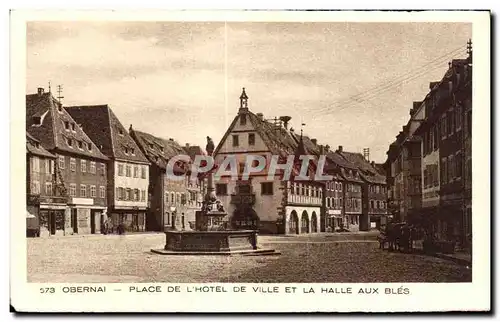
top-left (27, 233), bottom-right (471, 283)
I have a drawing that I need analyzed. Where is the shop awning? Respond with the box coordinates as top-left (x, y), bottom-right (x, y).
top-left (26, 210), bottom-right (36, 219)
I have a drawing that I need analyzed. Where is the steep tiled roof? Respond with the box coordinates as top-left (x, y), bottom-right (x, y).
top-left (26, 91), bottom-right (108, 160)
top-left (26, 132), bottom-right (55, 158)
top-left (183, 145), bottom-right (205, 161)
top-left (130, 128), bottom-right (187, 170)
top-left (214, 111), bottom-right (298, 158)
top-left (373, 163), bottom-right (386, 176)
top-left (326, 150), bottom-right (357, 170)
top-left (338, 151), bottom-right (386, 184)
top-left (65, 105), bottom-right (149, 164)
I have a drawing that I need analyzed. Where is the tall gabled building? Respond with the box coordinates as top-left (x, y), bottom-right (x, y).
top-left (337, 149), bottom-right (388, 230)
top-left (26, 88), bottom-right (109, 236)
top-left (414, 50), bottom-right (472, 246)
top-left (213, 88), bottom-right (322, 234)
top-left (130, 128), bottom-right (201, 231)
top-left (26, 132), bottom-right (66, 236)
top-left (65, 105), bottom-right (151, 232)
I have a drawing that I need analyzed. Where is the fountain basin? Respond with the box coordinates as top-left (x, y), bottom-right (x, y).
top-left (151, 230), bottom-right (280, 256)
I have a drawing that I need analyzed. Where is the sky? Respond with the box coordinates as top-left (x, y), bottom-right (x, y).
top-left (27, 21), bottom-right (471, 162)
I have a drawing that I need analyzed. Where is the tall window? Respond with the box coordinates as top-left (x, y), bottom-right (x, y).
top-left (45, 182), bottom-right (53, 196)
top-left (58, 156), bottom-right (65, 169)
top-left (448, 155), bottom-right (454, 182)
top-left (69, 183), bottom-right (76, 197)
top-left (126, 188), bottom-right (131, 201)
top-left (141, 190), bottom-right (146, 202)
top-left (248, 133), bottom-right (255, 146)
top-left (232, 135), bottom-right (239, 147)
top-left (456, 105), bottom-right (463, 130)
top-left (99, 186), bottom-right (106, 199)
top-left (433, 124), bottom-right (439, 150)
top-left (100, 163), bottom-right (106, 176)
top-left (134, 189), bottom-right (139, 201)
top-left (118, 163), bottom-right (124, 176)
top-left (80, 184), bottom-right (87, 197)
top-left (70, 158), bottom-right (76, 172)
top-left (45, 159), bottom-right (52, 174)
top-left (141, 166), bottom-right (146, 179)
top-left (81, 160), bottom-right (87, 173)
top-left (90, 161), bottom-right (96, 174)
top-left (441, 158), bottom-right (448, 184)
top-left (32, 156), bottom-right (40, 172)
top-left (126, 165), bottom-right (131, 177)
top-left (134, 166), bottom-right (139, 178)
top-left (441, 115), bottom-right (447, 138)
top-left (90, 185), bottom-right (97, 198)
top-left (456, 152), bottom-right (462, 178)
top-left (448, 111), bottom-right (455, 135)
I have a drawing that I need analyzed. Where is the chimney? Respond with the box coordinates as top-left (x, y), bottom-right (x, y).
top-left (371, 161), bottom-right (375, 167)
top-left (319, 144), bottom-right (324, 154)
top-left (429, 81), bottom-right (439, 90)
top-left (185, 143), bottom-right (190, 148)
top-left (337, 145), bottom-right (343, 152)
top-left (129, 124), bottom-right (133, 132)
top-left (256, 113), bottom-right (264, 121)
top-left (325, 144), bottom-right (330, 152)
top-left (169, 138), bottom-right (174, 141)
top-left (311, 138), bottom-right (317, 146)
top-left (413, 101), bottom-right (422, 110)
top-left (279, 116), bottom-right (292, 130)
top-left (37, 87), bottom-right (44, 96)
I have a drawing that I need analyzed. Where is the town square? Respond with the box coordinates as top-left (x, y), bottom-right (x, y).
top-left (24, 20), bottom-right (474, 284)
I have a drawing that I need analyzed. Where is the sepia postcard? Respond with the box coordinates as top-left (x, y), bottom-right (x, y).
top-left (10, 10), bottom-right (490, 313)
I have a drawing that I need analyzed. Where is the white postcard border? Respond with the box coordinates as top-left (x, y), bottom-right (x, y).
top-left (10, 10), bottom-right (491, 312)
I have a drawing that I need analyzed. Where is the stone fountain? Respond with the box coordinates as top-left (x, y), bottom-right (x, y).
top-left (151, 137), bottom-right (279, 256)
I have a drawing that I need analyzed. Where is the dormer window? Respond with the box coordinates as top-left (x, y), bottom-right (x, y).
top-left (71, 123), bottom-right (76, 131)
top-left (67, 138), bottom-right (73, 148)
top-left (124, 147), bottom-right (129, 154)
top-left (64, 121), bottom-right (70, 130)
top-left (160, 146), bottom-right (164, 152)
top-left (118, 128), bottom-right (124, 136)
top-left (88, 143), bottom-right (92, 151)
top-left (149, 143), bottom-right (154, 149)
top-left (131, 148), bottom-right (135, 155)
top-left (78, 141), bottom-right (83, 150)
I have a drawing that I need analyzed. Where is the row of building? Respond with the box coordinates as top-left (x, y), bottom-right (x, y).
top-left (384, 41), bottom-right (472, 248)
top-left (26, 86), bottom-right (388, 237)
top-left (26, 88), bottom-right (205, 236)
top-left (210, 88), bottom-right (388, 234)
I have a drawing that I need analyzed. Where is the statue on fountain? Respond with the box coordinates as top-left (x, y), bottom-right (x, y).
top-left (196, 136), bottom-right (228, 231)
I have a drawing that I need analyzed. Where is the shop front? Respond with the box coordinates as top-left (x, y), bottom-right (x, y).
top-left (68, 197), bottom-right (107, 235)
top-left (326, 209), bottom-right (343, 232)
top-left (27, 194), bottom-right (68, 237)
top-left (110, 206), bottom-right (147, 233)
